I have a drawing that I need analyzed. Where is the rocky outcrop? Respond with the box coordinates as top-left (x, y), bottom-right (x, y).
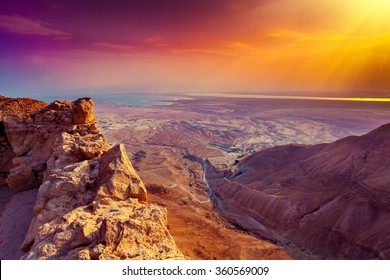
top-left (0, 96), bottom-right (183, 260)
top-left (0, 95), bottom-right (48, 121)
top-left (207, 123), bottom-right (390, 259)
top-left (0, 96), bottom-right (47, 189)
top-left (3, 98), bottom-right (105, 193)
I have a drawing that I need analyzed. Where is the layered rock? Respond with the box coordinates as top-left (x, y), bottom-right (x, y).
top-left (0, 96), bottom-right (183, 260)
top-left (207, 123), bottom-right (390, 259)
top-left (4, 98), bottom-right (105, 193)
top-left (0, 96), bottom-right (47, 188)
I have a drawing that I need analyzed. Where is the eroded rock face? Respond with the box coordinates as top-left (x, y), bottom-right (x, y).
top-left (0, 95), bottom-right (48, 121)
top-left (95, 144), bottom-right (147, 202)
top-left (3, 98), bottom-right (102, 192)
top-left (72, 98), bottom-right (96, 124)
top-left (0, 136), bottom-right (15, 188)
top-left (208, 123), bottom-right (390, 259)
top-left (0, 96), bottom-right (47, 189)
top-left (21, 143), bottom-right (180, 259)
top-left (23, 197), bottom-right (181, 260)
top-left (0, 96), bottom-right (183, 260)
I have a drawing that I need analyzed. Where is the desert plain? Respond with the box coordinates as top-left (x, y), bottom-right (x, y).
top-left (95, 96), bottom-right (390, 259)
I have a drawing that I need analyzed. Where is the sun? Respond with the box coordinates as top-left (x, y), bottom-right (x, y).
top-left (348, 0), bottom-right (390, 23)
top-left (313, 0), bottom-right (390, 92)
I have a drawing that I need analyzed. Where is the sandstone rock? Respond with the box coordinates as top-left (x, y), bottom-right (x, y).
top-left (0, 142), bottom-right (15, 174)
top-left (0, 97), bottom-right (47, 121)
top-left (3, 97), bottom-right (108, 192)
top-left (72, 98), bottom-right (96, 124)
top-left (0, 96), bottom-right (183, 260)
top-left (96, 144), bottom-right (147, 202)
top-left (25, 167), bottom-right (177, 259)
top-left (21, 143), bottom-right (158, 259)
top-left (0, 96), bottom-right (47, 190)
top-left (23, 139), bottom-right (183, 259)
top-left (6, 165), bottom-right (38, 192)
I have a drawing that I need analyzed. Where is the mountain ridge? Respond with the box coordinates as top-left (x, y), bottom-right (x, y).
top-left (207, 121), bottom-right (390, 259)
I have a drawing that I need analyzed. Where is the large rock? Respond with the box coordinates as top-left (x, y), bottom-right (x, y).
top-left (72, 98), bottom-right (96, 124)
top-left (96, 144), bottom-right (147, 202)
top-left (0, 96), bottom-right (183, 260)
top-left (0, 96), bottom-right (48, 121)
top-left (3, 98), bottom-right (104, 192)
top-left (208, 123), bottom-right (390, 259)
top-left (0, 97), bottom-right (47, 189)
top-left (0, 136), bottom-right (15, 188)
top-left (22, 198), bottom-right (182, 260)
top-left (21, 142), bottom-right (181, 260)
top-left (6, 165), bottom-right (38, 192)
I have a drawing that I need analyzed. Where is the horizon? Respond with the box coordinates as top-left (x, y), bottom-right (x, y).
top-left (1, 0), bottom-right (390, 98)
top-left (2, 90), bottom-right (390, 105)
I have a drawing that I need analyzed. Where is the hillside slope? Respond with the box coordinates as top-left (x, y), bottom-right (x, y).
top-left (207, 123), bottom-right (390, 259)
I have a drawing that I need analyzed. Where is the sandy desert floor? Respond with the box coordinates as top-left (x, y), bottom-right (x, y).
top-left (94, 97), bottom-right (390, 259)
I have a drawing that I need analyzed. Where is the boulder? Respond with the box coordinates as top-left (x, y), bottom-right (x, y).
top-left (96, 144), bottom-right (147, 202)
top-left (6, 165), bottom-right (38, 192)
top-left (72, 98), bottom-right (96, 124)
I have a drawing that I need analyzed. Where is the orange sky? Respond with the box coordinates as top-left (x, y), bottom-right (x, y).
top-left (1, 0), bottom-right (389, 97)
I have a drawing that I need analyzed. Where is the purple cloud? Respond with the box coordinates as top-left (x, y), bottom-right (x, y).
top-left (94, 42), bottom-right (135, 50)
top-left (0, 14), bottom-right (71, 39)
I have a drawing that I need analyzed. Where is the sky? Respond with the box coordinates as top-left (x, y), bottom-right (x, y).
top-left (0, 0), bottom-right (390, 98)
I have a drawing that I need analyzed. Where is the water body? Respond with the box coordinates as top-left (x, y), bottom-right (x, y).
top-left (37, 93), bottom-right (183, 106)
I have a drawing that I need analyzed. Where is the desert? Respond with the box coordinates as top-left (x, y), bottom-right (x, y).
top-left (95, 96), bottom-right (390, 259)
top-left (1, 4), bottom-right (390, 280)
top-left (1, 94), bottom-right (390, 260)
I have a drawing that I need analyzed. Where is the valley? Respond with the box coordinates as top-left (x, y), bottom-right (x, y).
top-left (95, 96), bottom-right (390, 259)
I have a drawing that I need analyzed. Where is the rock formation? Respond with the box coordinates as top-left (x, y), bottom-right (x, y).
top-left (0, 96), bottom-right (48, 189)
top-left (207, 123), bottom-right (390, 259)
top-left (0, 96), bottom-right (183, 260)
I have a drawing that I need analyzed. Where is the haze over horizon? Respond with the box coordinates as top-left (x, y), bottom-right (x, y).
top-left (1, 0), bottom-right (390, 98)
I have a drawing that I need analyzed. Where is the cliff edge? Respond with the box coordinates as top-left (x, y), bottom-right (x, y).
top-left (0, 96), bottom-right (184, 260)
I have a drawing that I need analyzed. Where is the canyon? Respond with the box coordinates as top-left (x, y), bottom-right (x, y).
top-left (95, 97), bottom-right (390, 260)
top-left (1, 95), bottom-right (390, 260)
top-left (207, 123), bottom-right (390, 259)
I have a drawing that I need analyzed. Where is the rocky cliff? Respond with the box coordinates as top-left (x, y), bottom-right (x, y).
top-left (207, 123), bottom-right (390, 259)
top-left (0, 96), bottom-right (184, 260)
top-left (0, 96), bottom-right (48, 190)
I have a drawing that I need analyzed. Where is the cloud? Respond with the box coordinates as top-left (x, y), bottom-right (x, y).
top-left (172, 42), bottom-right (257, 57)
top-left (65, 50), bottom-right (114, 58)
top-left (143, 37), bottom-right (170, 47)
top-left (144, 37), bottom-right (162, 44)
top-left (0, 14), bottom-right (71, 39)
top-left (94, 42), bottom-right (135, 50)
top-left (269, 30), bottom-right (349, 45)
top-left (301, 35), bottom-right (349, 42)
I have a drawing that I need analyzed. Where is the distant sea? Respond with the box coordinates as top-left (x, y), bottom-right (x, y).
top-left (34, 92), bottom-right (390, 108)
top-left (37, 93), bottom-right (181, 106)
